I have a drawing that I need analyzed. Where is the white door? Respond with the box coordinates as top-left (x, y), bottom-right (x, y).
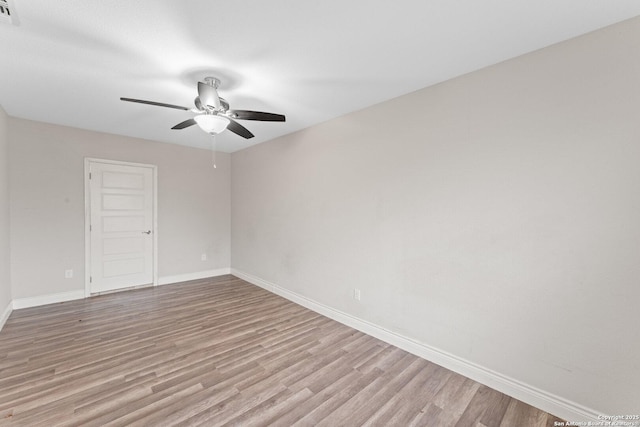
top-left (87, 160), bottom-right (156, 294)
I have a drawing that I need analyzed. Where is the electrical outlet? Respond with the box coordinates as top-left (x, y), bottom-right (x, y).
top-left (65, 269), bottom-right (73, 279)
top-left (353, 288), bottom-right (361, 301)
top-left (201, 253), bottom-right (207, 261)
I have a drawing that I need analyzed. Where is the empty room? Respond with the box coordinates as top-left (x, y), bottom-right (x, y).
top-left (1, 1), bottom-right (639, 425)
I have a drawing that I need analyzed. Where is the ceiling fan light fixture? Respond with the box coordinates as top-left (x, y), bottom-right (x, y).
top-left (194, 114), bottom-right (230, 134)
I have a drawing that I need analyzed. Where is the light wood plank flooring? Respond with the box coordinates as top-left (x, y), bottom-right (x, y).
top-left (0, 275), bottom-right (564, 426)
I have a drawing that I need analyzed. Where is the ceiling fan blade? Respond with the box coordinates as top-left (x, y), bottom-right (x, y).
top-left (226, 118), bottom-right (254, 139)
top-left (120, 97), bottom-right (189, 111)
top-left (198, 82), bottom-right (221, 109)
top-left (171, 118), bottom-right (197, 130)
top-left (231, 110), bottom-right (286, 122)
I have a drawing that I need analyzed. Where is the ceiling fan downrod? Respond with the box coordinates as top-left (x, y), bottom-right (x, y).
top-left (203, 77), bottom-right (221, 89)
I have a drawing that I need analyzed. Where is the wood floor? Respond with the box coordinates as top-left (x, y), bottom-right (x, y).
top-left (0, 275), bottom-right (563, 426)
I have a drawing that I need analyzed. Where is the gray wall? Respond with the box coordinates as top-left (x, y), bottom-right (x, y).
top-left (0, 106), bottom-right (11, 321)
top-left (9, 118), bottom-right (230, 300)
top-left (231, 18), bottom-right (640, 414)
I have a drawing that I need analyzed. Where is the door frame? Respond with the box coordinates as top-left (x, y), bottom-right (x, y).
top-left (84, 157), bottom-right (158, 297)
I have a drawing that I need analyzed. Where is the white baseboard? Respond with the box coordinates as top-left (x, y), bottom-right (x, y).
top-left (12, 290), bottom-right (86, 310)
top-left (231, 268), bottom-right (600, 423)
top-left (8, 269), bottom-right (232, 312)
top-left (158, 268), bottom-right (231, 286)
top-left (0, 300), bottom-right (12, 331)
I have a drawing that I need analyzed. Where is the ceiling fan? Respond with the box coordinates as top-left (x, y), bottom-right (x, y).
top-left (120, 77), bottom-right (285, 139)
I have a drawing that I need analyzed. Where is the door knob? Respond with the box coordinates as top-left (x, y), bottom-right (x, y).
top-left (142, 230), bottom-right (151, 234)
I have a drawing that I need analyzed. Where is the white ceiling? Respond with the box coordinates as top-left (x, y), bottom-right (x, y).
top-left (1, 1), bottom-right (639, 153)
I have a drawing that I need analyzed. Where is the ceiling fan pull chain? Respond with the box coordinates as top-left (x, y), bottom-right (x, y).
top-left (210, 134), bottom-right (217, 169)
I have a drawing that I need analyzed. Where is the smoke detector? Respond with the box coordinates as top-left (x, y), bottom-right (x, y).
top-left (0, 0), bottom-right (18, 25)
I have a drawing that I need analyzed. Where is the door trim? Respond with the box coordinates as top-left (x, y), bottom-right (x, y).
top-left (84, 158), bottom-right (158, 297)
